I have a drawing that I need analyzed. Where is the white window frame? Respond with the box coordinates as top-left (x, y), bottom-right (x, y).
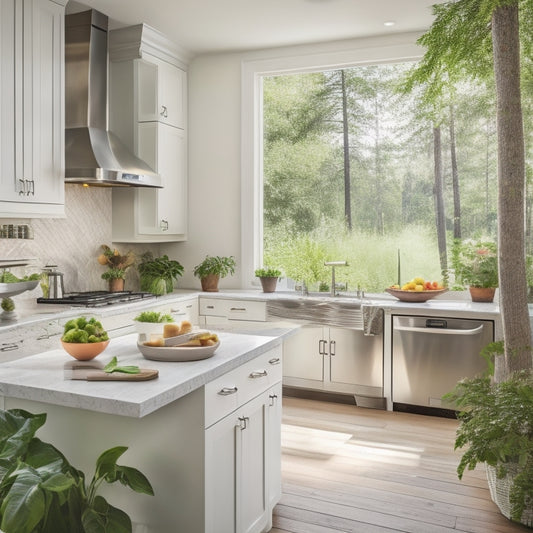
top-left (240, 33), bottom-right (423, 289)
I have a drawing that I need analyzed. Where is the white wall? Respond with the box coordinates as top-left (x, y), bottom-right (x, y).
top-left (165, 32), bottom-right (423, 291)
top-left (166, 52), bottom-right (244, 290)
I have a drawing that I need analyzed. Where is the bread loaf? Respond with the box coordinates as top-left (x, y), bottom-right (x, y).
top-left (163, 323), bottom-right (181, 338)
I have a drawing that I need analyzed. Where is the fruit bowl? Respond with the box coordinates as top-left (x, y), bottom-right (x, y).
top-left (61, 340), bottom-right (110, 361)
top-left (385, 287), bottom-right (448, 303)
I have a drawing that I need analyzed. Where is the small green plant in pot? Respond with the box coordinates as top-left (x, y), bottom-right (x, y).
top-left (452, 239), bottom-right (498, 302)
top-left (444, 341), bottom-right (533, 526)
top-left (255, 267), bottom-right (282, 293)
top-left (193, 255), bottom-right (236, 292)
top-left (138, 253), bottom-right (184, 295)
top-left (0, 408), bottom-right (154, 533)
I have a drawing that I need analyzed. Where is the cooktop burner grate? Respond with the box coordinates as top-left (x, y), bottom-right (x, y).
top-left (37, 291), bottom-right (156, 307)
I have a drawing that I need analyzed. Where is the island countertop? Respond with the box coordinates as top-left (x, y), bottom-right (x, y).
top-left (0, 328), bottom-right (296, 418)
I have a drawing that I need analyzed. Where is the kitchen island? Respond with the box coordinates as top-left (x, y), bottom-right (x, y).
top-left (0, 328), bottom-right (295, 533)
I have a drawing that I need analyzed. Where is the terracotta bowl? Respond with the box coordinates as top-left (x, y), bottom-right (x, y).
top-left (61, 340), bottom-right (110, 361)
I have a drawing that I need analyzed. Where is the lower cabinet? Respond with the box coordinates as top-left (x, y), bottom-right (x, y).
top-left (283, 325), bottom-right (383, 397)
top-left (205, 349), bottom-right (282, 533)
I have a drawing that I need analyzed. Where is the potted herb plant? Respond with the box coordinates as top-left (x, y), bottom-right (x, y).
top-left (255, 267), bottom-right (282, 293)
top-left (97, 244), bottom-right (135, 292)
top-left (445, 342), bottom-right (533, 527)
top-left (193, 255), bottom-right (236, 292)
top-left (138, 252), bottom-right (184, 295)
top-left (0, 408), bottom-right (153, 533)
top-left (453, 239), bottom-right (498, 302)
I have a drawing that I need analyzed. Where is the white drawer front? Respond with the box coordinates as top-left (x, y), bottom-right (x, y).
top-left (199, 298), bottom-right (266, 322)
top-left (204, 347), bottom-right (282, 427)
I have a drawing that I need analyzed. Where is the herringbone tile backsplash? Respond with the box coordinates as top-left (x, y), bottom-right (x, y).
top-left (0, 186), bottom-right (159, 301)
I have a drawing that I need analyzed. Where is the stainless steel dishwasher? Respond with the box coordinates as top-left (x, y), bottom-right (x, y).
top-left (392, 315), bottom-right (494, 413)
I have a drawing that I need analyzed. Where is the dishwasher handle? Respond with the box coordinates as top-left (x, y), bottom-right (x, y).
top-left (394, 324), bottom-right (485, 336)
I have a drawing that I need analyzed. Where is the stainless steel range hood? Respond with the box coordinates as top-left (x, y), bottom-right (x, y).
top-left (65, 10), bottom-right (161, 188)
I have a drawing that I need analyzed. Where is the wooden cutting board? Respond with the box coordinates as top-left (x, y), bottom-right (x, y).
top-left (66, 367), bottom-right (159, 381)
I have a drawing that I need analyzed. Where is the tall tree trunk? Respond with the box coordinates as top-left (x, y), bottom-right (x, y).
top-left (341, 70), bottom-right (352, 230)
top-left (374, 96), bottom-right (384, 235)
top-left (449, 105), bottom-right (461, 239)
top-left (485, 119), bottom-right (491, 230)
top-left (492, 3), bottom-right (532, 380)
top-left (433, 125), bottom-right (447, 273)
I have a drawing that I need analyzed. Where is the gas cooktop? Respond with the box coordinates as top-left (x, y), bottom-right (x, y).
top-left (37, 291), bottom-right (155, 307)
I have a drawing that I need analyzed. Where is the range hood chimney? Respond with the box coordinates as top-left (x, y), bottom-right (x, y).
top-left (64, 10), bottom-right (161, 188)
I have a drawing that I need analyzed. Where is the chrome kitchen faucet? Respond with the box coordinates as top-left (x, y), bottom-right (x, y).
top-left (324, 261), bottom-right (348, 297)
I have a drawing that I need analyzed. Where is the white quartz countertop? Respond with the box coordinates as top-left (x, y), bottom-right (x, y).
top-left (0, 328), bottom-right (296, 418)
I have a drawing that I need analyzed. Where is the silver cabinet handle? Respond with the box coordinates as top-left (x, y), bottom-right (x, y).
top-left (230, 307), bottom-right (247, 311)
top-left (269, 393), bottom-right (278, 406)
top-left (1, 342), bottom-right (21, 352)
top-left (268, 357), bottom-right (280, 365)
top-left (249, 370), bottom-right (267, 379)
top-left (206, 305), bottom-right (215, 309)
top-left (160, 219), bottom-right (169, 231)
top-left (18, 179), bottom-right (26, 195)
top-left (160, 105), bottom-right (168, 118)
top-left (238, 416), bottom-right (249, 430)
top-left (218, 386), bottom-right (238, 396)
top-left (394, 324), bottom-right (484, 336)
top-left (330, 340), bottom-right (336, 356)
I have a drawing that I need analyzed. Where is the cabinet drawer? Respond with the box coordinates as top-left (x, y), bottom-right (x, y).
top-left (199, 298), bottom-right (266, 322)
top-left (204, 347), bottom-right (282, 427)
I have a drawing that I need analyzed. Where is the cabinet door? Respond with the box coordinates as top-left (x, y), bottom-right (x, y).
top-left (137, 121), bottom-right (187, 236)
top-left (267, 382), bottom-right (282, 513)
top-left (282, 325), bottom-right (324, 381)
top-left (236, 392), bottom-right (269, 533)
top-left (0, 0), bottom-right (18, 201)
top-left (0, 0), bottom-right (64, 214)
top-left (205, 410), bottom-right (237, 533)
top-left (328, 327), bottom-right (383, 388)
top-left (137, 57), bottom-right (185, 129)
top-left (205, 390), bottom-right (270, 533)
top-left (24, 0), bottom-right (64, 205)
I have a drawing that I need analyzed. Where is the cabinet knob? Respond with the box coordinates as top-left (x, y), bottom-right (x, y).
top-left (160, 105), bottom-right (168, 118)
top-left (218, 386), bottom-right (238, 396)
top-left (249, 370), bottom-right (268, 379)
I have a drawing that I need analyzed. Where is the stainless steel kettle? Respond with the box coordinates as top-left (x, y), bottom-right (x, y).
top-left (43, 265), bottom-right (65, 299)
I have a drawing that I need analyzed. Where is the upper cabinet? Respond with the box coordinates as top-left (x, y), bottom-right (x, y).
top-left (137, 57), bottom-right (186, 129)
top-left (109, 24), bottom-right (189, 243)
top-left (0, 0), bottom-right (65, 218)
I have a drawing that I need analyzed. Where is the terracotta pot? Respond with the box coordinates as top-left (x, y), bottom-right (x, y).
top-left (109, 278), bottom-right (125, 292)
top-left (469, 286), bottom-right (496, 303)
top-left (259, 276), bottom-right (278, 293)
top-left (200, 274), bottom-right (220, 292)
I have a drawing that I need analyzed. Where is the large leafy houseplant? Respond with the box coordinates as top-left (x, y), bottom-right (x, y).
top-left (445, 342), bottom-right (533, 525)
top-left (137, 253), bottom-right (184, 295)
top-left (0, 408), bottom-right (153, 533)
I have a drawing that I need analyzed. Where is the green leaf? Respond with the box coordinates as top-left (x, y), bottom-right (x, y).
top-left (103, 357), bottom-right (140, 375)
top-left (114, 465), bottom-right (154, 495)
top-left (0, 467), bottom-right (45, 533)
top-left (93, 446), bottom-right (128, 482)
top-left (82, 495), bottom-right (131, 533)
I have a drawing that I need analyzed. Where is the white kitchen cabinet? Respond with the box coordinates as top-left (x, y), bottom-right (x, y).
top-left (137, 56), bottom-right (185, 129)
top-left (199, 297), bottom-right (267, 325)
top-left (109, 26), bottom-right (188, 243)
top-left (0, 0), bottom-right (65, 218)
top-left (205, 347), bottom-right (282, 533)
top-left (283, 325), bottom-right (383, 397)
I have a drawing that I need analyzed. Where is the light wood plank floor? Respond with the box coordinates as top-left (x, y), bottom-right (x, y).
top-left (270, 397), bottom-right (531, 533)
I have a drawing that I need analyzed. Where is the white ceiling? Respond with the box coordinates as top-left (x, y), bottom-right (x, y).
top-left (66, 0), bottom-right (444, 57)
